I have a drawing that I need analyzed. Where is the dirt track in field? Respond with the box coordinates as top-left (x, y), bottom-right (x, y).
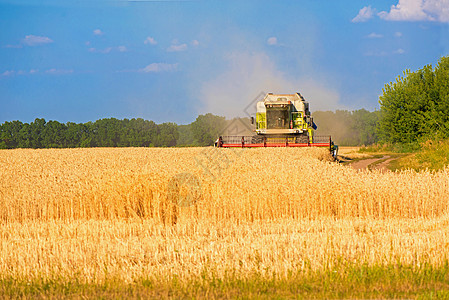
top-left (337, 148), bottom-right (395, 172)
top-left (349, 156), bottom-right (394, 172)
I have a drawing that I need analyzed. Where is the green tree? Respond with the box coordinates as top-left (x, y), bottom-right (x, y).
top-left (177, 124), bottom-right (195, 146)
top-left (352, 109), bottom-right (380, 145)
top-left (378, 56), bottom-right (449, 144)
top-left (191, 113), bottom-right (226, 146)
top-left (0, 121), bottom-right (23, 149)
top-left (18, 123), bottom-right (32, 148)
top-left (42, 120), bottom-right (67, 148)
top-left (156, 122), bottom-right (178, 147)
top-left (30, 118), bottom-right (46, 148)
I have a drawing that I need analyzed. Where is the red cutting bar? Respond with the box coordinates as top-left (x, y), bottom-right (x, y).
top-left (220, 143), bottom-right (331, 148)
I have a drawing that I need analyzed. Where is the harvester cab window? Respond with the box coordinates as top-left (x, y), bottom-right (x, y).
top-left (267, 107), bottom-right (290, 129)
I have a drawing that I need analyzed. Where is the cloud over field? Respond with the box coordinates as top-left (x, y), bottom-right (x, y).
top-left (379, 0), bottom-right (449, 22)
top-left (352, 6), bottom-right (376, 22)
top-left (267, 37), bottom-right (278, 45)
top-left (167, 43), bottom-right (188, 52)
top-left (93, 29), bottom-right (104, 35)
top-left (354, 0), bottom-right (449, 23)
top-left (144, 37), bottom-right (157, 45)
top-left (139, 63), bottom-right (178, 73)
top-left (22, 35), bottom-right (53, 46)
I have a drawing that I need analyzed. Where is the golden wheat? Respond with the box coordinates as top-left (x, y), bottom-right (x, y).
top-left (0, 147), bottom-right (449, 283)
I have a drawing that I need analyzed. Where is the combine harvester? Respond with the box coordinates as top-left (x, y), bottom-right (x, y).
top-left (217, 92), bottom-right (338, 157)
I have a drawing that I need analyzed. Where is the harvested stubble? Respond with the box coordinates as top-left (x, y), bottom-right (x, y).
top-left (0, 147), bottom-right (449, 286)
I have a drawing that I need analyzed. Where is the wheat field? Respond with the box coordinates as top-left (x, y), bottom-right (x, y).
top-left (1, 147), bottom-right (449, 296)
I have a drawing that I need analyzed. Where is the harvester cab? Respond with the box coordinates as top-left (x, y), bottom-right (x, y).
top-left (255, 93), bottom-right (315, 141)
top-left (217, 92), bottom-right (338, 157)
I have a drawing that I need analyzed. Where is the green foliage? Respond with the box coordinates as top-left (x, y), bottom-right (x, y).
top-left (176, 124), bottom-right (196, 146)
top-left (359, 142), bottom-right (421, 154)
top-left (0, 120), bottom-right (23, 148)
top-left (416, 140), bottom-right (449, 170)
top-left (2, 261), bottom-right (449, 298)
top-left (0, 118), bottom-right (178, 149)
top-left (378, 56), bottom-right (449, 144)
top-left (190, 113), bottom-right (226, 146)
top-left (390, 140), bottom-right (449, 171)
top-left (155, 122), bottom-right (178, 147)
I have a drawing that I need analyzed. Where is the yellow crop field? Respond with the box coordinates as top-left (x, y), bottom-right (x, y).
top-left (1, 147), bottom-right (449, 297)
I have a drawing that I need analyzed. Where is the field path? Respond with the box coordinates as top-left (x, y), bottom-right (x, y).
top-left (350, 156), bottom-right (391, 171)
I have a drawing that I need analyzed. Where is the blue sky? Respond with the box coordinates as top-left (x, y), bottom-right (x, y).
top-left (1, 0), bottom-right (449, 124)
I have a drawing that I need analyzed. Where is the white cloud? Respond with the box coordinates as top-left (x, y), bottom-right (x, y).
top-left (1, 69), bottom-right (73, 77)
top-left (424, 0), bottom-right (449, 22)
top-left (2, 70), bottom-right (15, 77)
top-left (139, 63), bottom-right (178, 73)
top-left (89, 47), bottom-right (112, 53)
top-left (395, 31), bottom-right (403, 37)
top-left (364, 50), bottom-right (389, 56)
top-left (191, 39), bottom-right (199, 46)
top-left (4, 44), bottom-right (23, 49)
top-left (167, 43), bottom-right (188, 52)
top-left (352, 6), bottom-right (376, 22)
top-left (378, 0), bottom-right (449, 22)
top-left (1, 69), bottom-right (40, 77)
top-left (144, 37), bottom-right (157, 45)
top-left (93, 29), bottom-right (104, 35)
top-left (45, 69), bottom-right (74, 75)
top-left (267, 36), bottom-right (277, 45)
top-left (366, 32), bottom-right (384, 38)
top-left (89, 46), bottom-right (127, 54)
top-left (22, 35), bottom-right (53, 46)
top-left (364, 49), bottom-right (405, 56)
top-left (198, 52), bottom-right (342, 118)
top-left (379, 0), bottom-right (429, 21)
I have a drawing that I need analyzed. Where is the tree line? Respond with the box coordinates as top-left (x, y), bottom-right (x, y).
top-left (0, 118), bottom-right (178, 149)
top-left (0, 111), bottom-right (380, 149)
